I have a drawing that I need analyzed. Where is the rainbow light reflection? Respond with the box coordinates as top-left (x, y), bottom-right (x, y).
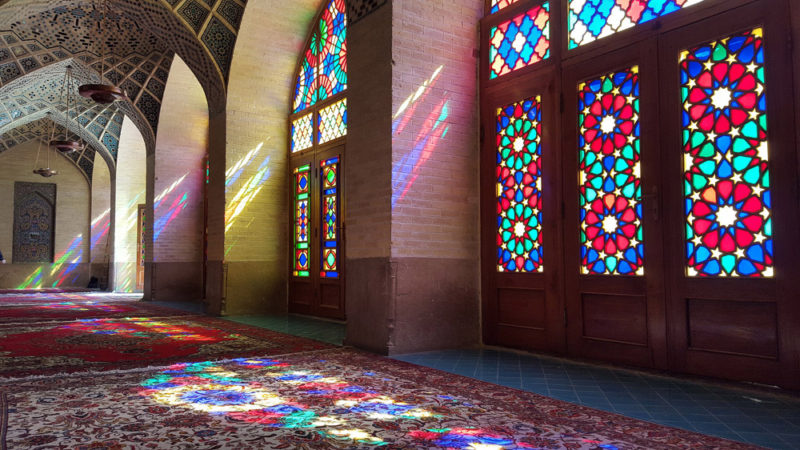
top-left (90, 209), bottom-right (111, 251)
top-left (154, 174), bottom-right (190, 241)
top-left (64, 318), bottom-right (219, 342)
top-left (392, 66), bottom-right (450, 208)
top-left (136, 357), bottom-right (599, 449)
top-left (115, 189), bottom-right (145, 293)
top-left (225, 142), bottom-right (272, 256)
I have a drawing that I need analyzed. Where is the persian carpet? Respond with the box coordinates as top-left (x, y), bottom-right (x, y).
top-left (0, 316), bottom-right (333, 377)
top-left (0, 287), bottom-right (88, 294)
top-left (0, 348), bottom-right (753, 449)
top-left (0, 292), bottom-right (141, 305)
top-left (0, 299), bottom-right (195, 323)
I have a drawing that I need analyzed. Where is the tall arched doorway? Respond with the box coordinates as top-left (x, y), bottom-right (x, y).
top-left (288, 0), bottom-right (347, 320)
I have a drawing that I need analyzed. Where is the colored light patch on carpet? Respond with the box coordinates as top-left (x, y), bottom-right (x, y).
top-left (0, 299), bottom-right (194, 323)
top-left (0, 317), bottom-right (332, 377)
top-left (63, 318), bottom-right (220, 341)
top-left (1, 349), bottom-right (752, 449)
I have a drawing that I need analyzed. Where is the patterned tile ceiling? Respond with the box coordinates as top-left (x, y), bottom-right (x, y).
top-left (0, 0), bottom-right (247, 178)
top-left (0, 116), bottom-right (101, 184)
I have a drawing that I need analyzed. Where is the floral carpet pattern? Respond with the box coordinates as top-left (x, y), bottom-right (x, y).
top-left (0, 292), bottom-right (140, 305)
top-left (0, 293), bottom-right (755, 449)
top-left (1, 348), bottom-right (753, 449)
top-left (0, 299), bottom-right (195, 323)
top-left (0, 316), bottom-right (333, 377)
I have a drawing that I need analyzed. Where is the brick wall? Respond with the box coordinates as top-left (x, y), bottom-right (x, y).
top-left (0, 140), bottom-right (91, 288)
top-left (149, 56), bottom-right (207, 300)
top-left (90, 155), bottom-right (111, 287)
top-left (113, 119), bottom-right (147, 292)
top-left (221, 0), bottom-right (322, 314)
top-left (390, 0), bottom-right (481, 260)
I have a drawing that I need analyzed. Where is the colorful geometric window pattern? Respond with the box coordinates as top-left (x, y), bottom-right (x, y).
top-left (292, 114), bottom-right (314, 153)
top-left (681, 28), bottom-right (773, 278)
top-left (294, 165), bottom-right (311, 277)
top-left (497, 96), bottom-right (543, 273)
top-left (292, 0), bottom-right (347, 113)
top-left (569, 0), bottom-right (705, 49)
top-left (318, 99), bottom-right (348, 145)
top-left (578, 67), bottom-right (644, 276)
top-left (490, 0), bottom-right (521, 14)
top-left (489, 2), bottom-right (550, 79)
top-left (320, 157), bottom-right (340, 278)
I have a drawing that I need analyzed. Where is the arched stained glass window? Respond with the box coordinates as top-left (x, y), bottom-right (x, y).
top-left (289, 0), bottom-right (346, 318)
top-left (292, 0), bottom-right (347, 115)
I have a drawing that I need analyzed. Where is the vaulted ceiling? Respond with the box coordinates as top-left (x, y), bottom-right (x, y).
top-left (0, 0), bottom-right (246, 177)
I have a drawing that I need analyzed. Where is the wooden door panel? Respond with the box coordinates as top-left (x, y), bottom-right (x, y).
top-left (289, 148), bottom-right (345, 321)
top-left (480, 68), bottom-right (565, 354)
top-left (562, 40), bottom-right (667, 369)
top-left (659, 1), bottom-right (800, 389)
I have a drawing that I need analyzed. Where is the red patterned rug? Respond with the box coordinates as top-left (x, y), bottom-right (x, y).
top-left (0, 316), bottom-right (333, 377)
top-left (0, 292), bottom-right (140, 305)
top-left (0, 288), bottom-right (89, 294)
top-left (0, 299), bottom-right (195, 324)
top-left (0, 348), bottom-right (752, 449)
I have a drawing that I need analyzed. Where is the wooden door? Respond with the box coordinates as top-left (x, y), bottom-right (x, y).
top-left (288, 147), bottom-right (345, 320)
top-left (562, 41), bottom-right (668, 369)
top-left (659, 1), bottom-right (800, 389)
top-left (480, 62), bottom-right (566, 353)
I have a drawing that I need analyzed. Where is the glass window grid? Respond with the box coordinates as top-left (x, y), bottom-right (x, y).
top-left (483, 0), bottom-right (711, 82)
top-left (290, 93), bottom-right (348, 156)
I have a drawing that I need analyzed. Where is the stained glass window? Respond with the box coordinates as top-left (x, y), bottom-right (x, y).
top-left (318, 99), bottom-right (347, 144)
top-left (318, 0), bottom-right (347, 102)
top-left (320, 157), bottom-right (339, 278)
top-left (490, 0), bottom-right (521, 14)
top-left (497, 96), bottom-right (543, 273)
top-left (489, 2), bottom-right (550, 79)
top-left (290, 0), bottom-right (347, 282)
top-left (578, 67), bottom-right (643, 276)
top-left (294, 165), bottom-right (311, 277)
top-left (293, 42), bottom-right (318, 113)
top-left (681, 28), bottom-right (772, 278)
top-left (569, 0), bottom-right (705, 49)
top-left (292, 114), bottom-right (314, 152)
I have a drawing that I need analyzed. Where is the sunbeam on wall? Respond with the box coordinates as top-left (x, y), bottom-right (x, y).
top-left (391, 66), bottom-right (450, 208)
top-left (17, 234), bottom-right (85, 289)
top-left (224, 142), bottom-right (272, 257)
top-left (91, 209), bottom-right (111, 251)
top-left (115, 190), bottom-right (145, 293)
top-left (153, 174), bottom-right (190, 241)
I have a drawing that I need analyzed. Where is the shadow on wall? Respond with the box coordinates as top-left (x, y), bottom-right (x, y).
top-left (391, 66), bottom-right (450, 209)
top-left (224, 141), bottom-right (272, 258)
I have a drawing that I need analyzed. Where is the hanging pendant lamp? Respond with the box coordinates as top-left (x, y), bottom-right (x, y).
top-left (79, 0), bottom-right (127, 104)
top-left (50, 66), bottom-right (84, 154)
top-left (33, 114), bottom-right (59, 178)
